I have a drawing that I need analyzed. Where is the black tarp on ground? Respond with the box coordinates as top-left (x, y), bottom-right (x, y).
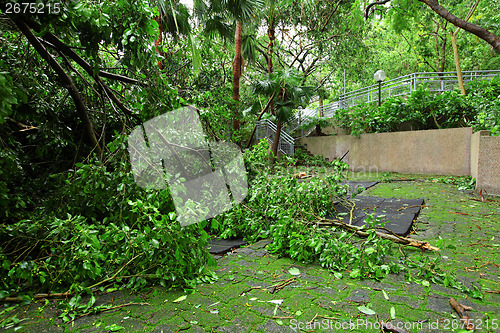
top-left (333, 196), bottom-right (425, 236)
top-left (207, 180), bottom-right (423, 254)
top-left (207, 237), bottom-right (247, 255)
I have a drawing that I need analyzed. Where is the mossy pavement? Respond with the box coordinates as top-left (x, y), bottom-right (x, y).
top-left (3, 172), bottom-right (500, 332)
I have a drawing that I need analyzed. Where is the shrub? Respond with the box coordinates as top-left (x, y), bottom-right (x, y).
top-left (0, 136), bottom-right (217, 300)
top-left (333, 79), bottom-right (500, 136)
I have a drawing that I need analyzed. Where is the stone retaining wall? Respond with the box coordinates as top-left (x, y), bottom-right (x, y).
top-left (300, 127), bottom-right (499, 195)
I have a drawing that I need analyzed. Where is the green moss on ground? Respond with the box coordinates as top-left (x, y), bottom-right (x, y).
top-left (5, 172), bottom-right (500, 332)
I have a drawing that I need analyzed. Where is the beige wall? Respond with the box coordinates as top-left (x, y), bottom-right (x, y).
top-left (301, 127), bottom-right (472, 176)
top-left (470, 130), bottom-right (491, 179)
top-left (301, 135), bottom-right (351, 162)
top-left (475, 134), bottom-right (500, 196)
top-left (300, 127), bottom-right (500, 195)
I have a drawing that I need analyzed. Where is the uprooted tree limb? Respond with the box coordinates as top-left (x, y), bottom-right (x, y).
top-left (11, 16), bottom-right (103, 155)
top-left (315, 216), bottom-right (440, 251)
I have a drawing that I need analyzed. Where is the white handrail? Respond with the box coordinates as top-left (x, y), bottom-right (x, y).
top-left (338, 70), bottom-right (500, 109)
top-left (256, 119), bottom-right (294, 156)
top-left (257, 70), bottom-right (500, 153)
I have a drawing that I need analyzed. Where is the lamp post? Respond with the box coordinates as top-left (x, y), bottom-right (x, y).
top-left (374, 70), bottom-right (386, 107)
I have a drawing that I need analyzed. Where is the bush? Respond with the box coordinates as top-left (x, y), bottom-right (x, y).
top-left (466, 77), bottom-right (500, 135)
top-left (333, 79), bottom-right (500, 136)
top-left (0, 136), bottom-right (217, 300)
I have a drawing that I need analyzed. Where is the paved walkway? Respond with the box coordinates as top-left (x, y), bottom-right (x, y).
top-left (5, 178), bottom-right (500, 332)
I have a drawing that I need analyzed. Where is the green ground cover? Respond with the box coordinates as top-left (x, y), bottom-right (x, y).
top-left (2, 172), bottom-right (499, 333)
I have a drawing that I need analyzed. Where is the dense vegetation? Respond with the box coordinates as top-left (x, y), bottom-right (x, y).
top-left (0, 0), bottom-right (499, 319)
top-left (332, 77), bottom-right (500, 137)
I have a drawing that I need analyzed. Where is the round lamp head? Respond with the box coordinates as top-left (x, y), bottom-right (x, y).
top-left (374, 70), bottom-right (386, 82)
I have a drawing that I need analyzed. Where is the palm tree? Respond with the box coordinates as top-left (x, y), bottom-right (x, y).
top-left (252, 68), bottom-right (314, 164)
top-left (154, 0), bottom-right (192, 70)
top-left (194, 0), bottom-right (265, 133)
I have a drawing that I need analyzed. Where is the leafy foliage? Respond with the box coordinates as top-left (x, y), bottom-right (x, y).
top-left (0, 137), bottom-right (217, 302)
top-left (333, 79), bottom-right (500, 137)
top-left (209, 145), bottom-right (481, 299)
top-left (252, 67), bottom-right (315, 124)
top-left (0, 0), bottom-right (494, 324)
top-left (426, 175), bottom-right (476, 191)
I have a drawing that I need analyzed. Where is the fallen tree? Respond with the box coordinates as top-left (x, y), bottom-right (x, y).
top-left (316, 216), bottom-right (439, 251)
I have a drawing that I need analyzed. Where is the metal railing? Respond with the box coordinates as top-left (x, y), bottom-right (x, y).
top-left (257, 70), bottom-right (500, 154)
top-left (337, 70), bottom-right (500, 109)
top-left (256, 119), bottom-right (294, 156)
top-left (287, 102), bottom-right (342, 137)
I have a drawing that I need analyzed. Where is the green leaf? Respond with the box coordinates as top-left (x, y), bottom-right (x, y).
top-left (365, 247), bottom-right (376, 254)
top-left (390, 306), bottom-right (395, 319)
top-left (89, 234), bottom-right (101, 249)
top-left (173, 295), bottom-right (187, 303)
top-left (288, 267), bottom-right (300, 276)
top-left (382, 290), bottom-right (389, 300)
top-left (105, 324), bottom-right (125, 331)
top-left (357, 305), bottom-right (376, 315)
top-left (188, 34), bottom-right (201, 75)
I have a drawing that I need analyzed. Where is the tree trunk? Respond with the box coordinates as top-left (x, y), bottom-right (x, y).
top-left (450, 32), bottom-right (466, 95)
top-left (316, 96), bottom-right (323, 136)
top-left (270, 119), bottom-right (282, 165)
top-left (12, 17), bottom-right (102, 155)
top-left (440, 34), bottom-right (447, 72)
top-left (418, 0), bottom-right (500, 53)
top-left (232, 20), bottom-right (243, 132)
top-left (267, 17), bottom-right (276, 115)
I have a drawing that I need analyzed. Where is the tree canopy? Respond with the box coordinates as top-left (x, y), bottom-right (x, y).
top-left (0, 0), bottom-right (499, 313)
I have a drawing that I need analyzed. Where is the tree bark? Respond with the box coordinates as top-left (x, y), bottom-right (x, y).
top-left (418, 0), bottom-right (500, 53)
top-left (267, 16), bottom-right (276, 115)
top-left (22, 18), bottom-right (139, 119)
top-left (440, 33), bottom-right (447, 72)
top-left (11, 17), bottom-right (102, 155)
top-left (23, 18), bottom-right (142, 86)
top-left (232, 20), bottom-right (243, 132)
top-left (270, 119), bottom-right (282, 165)
top-left (450, 32), bottom-right (466, 95)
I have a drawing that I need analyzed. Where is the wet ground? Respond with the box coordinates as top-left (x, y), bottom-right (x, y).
top-left (3, 173), bottom-right (499, 332)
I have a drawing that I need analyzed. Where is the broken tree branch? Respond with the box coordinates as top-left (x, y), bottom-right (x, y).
top-left (270, 277), bottom-right (296, 294)
top-left (0, 291), bottom-right (72, 303)
top-left (317, 217), bottom-right (439, 251)
top-left (239, 286), bottom-right (262, 296)
top-left (449, 298), bottom-right (474, 330)
top-left (11, 17), bottom-right (102, 155)
top-left (246, 92), bottom-right (277, 148)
